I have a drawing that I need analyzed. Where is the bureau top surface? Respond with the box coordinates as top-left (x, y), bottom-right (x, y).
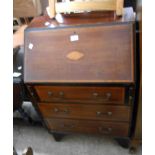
top-left (27, 8), bottom-right (135, 30)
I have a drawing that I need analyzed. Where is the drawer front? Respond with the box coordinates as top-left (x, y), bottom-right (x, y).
top-left (45, 118), bottom-right (129, 137)
top-left (39, 103), bottom-right (130, 122)
top-left (24, 24), bottom-right (134, 83)
top-left (35, 86), bottom-right (125, 104)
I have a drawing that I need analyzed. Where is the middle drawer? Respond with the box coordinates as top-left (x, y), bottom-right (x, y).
top-left (38, 103), bottom-right (130, 122)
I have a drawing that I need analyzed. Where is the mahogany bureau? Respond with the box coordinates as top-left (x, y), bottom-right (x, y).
top-left (24, 10), bottom-right (136, 146)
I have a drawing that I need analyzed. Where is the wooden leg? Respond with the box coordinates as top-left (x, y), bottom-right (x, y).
top-left (52, 133), bottom-right (65, 142)
top-left (115, 137), bottom-right (130, 149)
top-left (129, 146), bottom-right (137, 154)
top-left (129, 138), bottom-right (141, 153)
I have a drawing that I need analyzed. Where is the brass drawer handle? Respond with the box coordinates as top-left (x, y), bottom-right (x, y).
top-left (96, 111), bottom-right (112, 116)
top-left (99, 127), bottom-right (112, 134)
top-left (93, 92), bottom-right (99, 97)
top-left (53, 108), bottom-right (69, 114)
top-left (54, 108), bottom-right (59, 112)
top-left (48, 91), bottom-right (53, 96)
top-left (93, 92), bottom-right (111, 100)
top-left (59, 91), bottom-right (64, 97)
top-left (106, 93), bottom-right (112, 98)
top-left (47, 91), bottom-right (65, 99)
top-left (64, 109), bottom-right (69, 113)
top-left (61, 124), bottom-right (75, 129)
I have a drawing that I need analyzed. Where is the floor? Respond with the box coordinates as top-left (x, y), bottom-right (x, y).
top-left (13, 102), bottom-right (142, 155)
top-left (13, 123), bottom-right (142, 155)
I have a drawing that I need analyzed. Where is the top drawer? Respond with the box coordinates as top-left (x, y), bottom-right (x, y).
top-left (34, 86), bottom-right (125, 104)
top-left (24, 23), bottom-right (134, 83)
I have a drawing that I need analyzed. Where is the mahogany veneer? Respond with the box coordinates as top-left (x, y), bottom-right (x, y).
top-left (24, 9), bottom-right (136, 146)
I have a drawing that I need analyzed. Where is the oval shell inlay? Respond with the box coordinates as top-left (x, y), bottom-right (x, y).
top-left (67, 51), bottom-right (84, 61)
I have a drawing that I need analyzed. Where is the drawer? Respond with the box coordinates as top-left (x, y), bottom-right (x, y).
top-left (38, 103), bottom-right (130, 122)
top-left (35, 86), bottom-right (125, 104)
top-left (45, 118), bottom-right (129, 137)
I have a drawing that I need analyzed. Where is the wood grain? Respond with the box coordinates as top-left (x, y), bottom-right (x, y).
top-left (45, 118), bottom-right (129, 136)
top-left (39, 103), bottom-right (131, 121)
top-left (34, 86), bottom-right (125, 104)
top-left (24, 23), bottom-right (134, 83)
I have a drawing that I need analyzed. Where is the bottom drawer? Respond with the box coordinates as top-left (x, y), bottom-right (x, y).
top-left (45, 118), bottom-right (129, 137)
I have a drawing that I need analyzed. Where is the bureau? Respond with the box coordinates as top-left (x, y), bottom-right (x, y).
top-left (24, 10), bottom-right (136, 147)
